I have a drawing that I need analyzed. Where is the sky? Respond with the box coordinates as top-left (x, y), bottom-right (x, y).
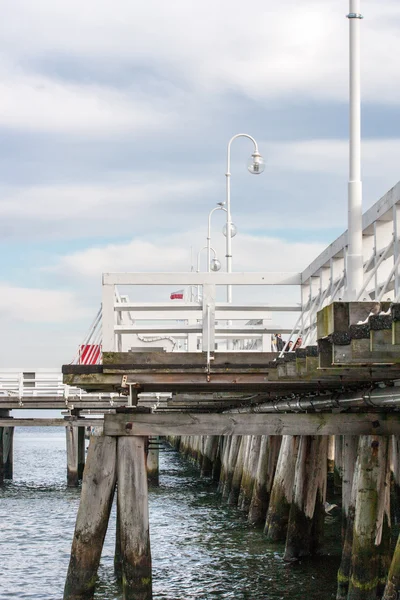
top-left (0, 0), bottom-right (400, 367)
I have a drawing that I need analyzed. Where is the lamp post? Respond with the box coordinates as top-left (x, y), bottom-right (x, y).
top-left (346, 0), bottom-right (364, 300)
top-left (225, 134), bottom-right (265, 303)
top-left (196, 245), bottom-right (221, 301)
top-left (207, 202), bottom-right (227, 271)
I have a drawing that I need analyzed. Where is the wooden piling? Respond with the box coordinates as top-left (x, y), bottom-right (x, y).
top-left (211, 436), bottom-right (222, 482)
top-left (222, 436), bottom-right (241, 501)
top-left (284, 435), bottom-right (328, 561)
top-left (383, 531), bottom-right (400, 600)
top-left (201, 435), bottom-right (219, 478)
top-left (328, 435), bottom-right (335, 474)
top-left (117, 436), bottom-right (152, 600)
top-left (66, 425), bottom-right (79, 487)
top-left (228, 436), bottom-right (249, 506)
top-left (64, 436), bottom-right (117, 600)
top-left (238, 436), bottom-right (261, 513)
top-left (334, 435), bottom-right (343, 492)
top-left (77, 427), bottom-right (86, 480)
top-left (217, 435), bottom-right (231, 494)
top-left (264, 435), bottom-right (299, 542)
top-left (0, 428), bottom-right (3, 485)
top-left (347, 435), bottom-right (391, 600)
top-left (391, 436), bottom-right (400, 524)
top-left (337, 439), bottom-right (360, 600)
top-left (147, 436), bottom-right (159, 486)
top-left (248, 436), bottom-right (281, 526)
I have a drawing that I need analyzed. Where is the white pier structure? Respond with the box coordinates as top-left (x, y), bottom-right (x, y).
top-left (79, 181), bottom-right (400, 364)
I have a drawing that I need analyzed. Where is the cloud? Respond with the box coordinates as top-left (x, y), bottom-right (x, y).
top-left (0, 63), bottom-right (173, 136)
top-left (0, 177), bottom-right (215, 239)
top-left (50, 231), bottom-right (325, 281)
top-left (1, 0), bottom-right (400, 110)
top-left (0, 285), bottom-right (90, 323)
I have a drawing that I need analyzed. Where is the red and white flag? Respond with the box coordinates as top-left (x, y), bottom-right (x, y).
top-left (170, 289), bottom-right (184, 300)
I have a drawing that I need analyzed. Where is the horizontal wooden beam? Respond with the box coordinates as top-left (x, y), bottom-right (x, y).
top-left (0, 418), bottom-right (101, 427)
top-left (104, 412), bottom-right (400, 436)
top-left (115, 303), bottom-right (301, 312)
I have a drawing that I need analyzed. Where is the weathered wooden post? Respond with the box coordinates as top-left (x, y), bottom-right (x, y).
top-left (228, 436), bottom-right (249, 506)
top-left (334, 435), bottom-right (343, 492)
top-left (239, 435), bottom-right (261, 513)
top-left (64, 436), bottom-right (117, 600)
top-left (337, 438), bottom-right (359, 600)
top-left (77, 427), bottom-right (86, 480)
top-left (248, 436), bottom-right (281, 526)
top-left (383, 532), bottom-right (400, 599)
top-left (117, 436), bottom-right (152, 600)
top-left (221, 436), bottom-right (241, 500)
top-left (147, 436), bottom-right (159, 486)
top-left (211, 436), bottom-right (222, 482)
top-left (264, 435), bottom-right (299, 542)
top-left (217, 435), bottom-right (231, 494)
top-left (391, 436), bottom-right (400, 523)
top-left (66, 424), bottom-right (80, 487)
top-left (0, 409), bottom-right (13, 482)
top-left (284, 435), bottom-right (328, 561)
top-left (201, 435), bottom-right (219, 478)
top-left (347, 435), bottom-right (391, 600)
top-left (2, 426), bottom-right (14, 480)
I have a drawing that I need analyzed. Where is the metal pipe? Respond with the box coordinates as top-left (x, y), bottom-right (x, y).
top-left (224, 386), bottom-right (400, 414)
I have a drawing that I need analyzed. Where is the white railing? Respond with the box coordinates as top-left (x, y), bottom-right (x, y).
top-left (101, 272), bottom-right (302, 367)
top-left (72, 180), bottom-right (400, 361)
top-left (300, 181), bottom-right (400, 345)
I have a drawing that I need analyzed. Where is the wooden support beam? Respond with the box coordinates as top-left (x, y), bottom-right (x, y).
top-left (66, 425), bottom-right (79, 487)
top-left (347, 435), bottom-right (391, 600)
top-left (264, 435), bottom-right (299, 542)
top-left (248, 436), bottom-right (281, 526)
top-left (0, 418), bottom-right (100, 428)
top-left (104, 412), bottom-right (400, 437)
top-left (117, 436), bottom-right (152, 600)
top-left (147, 436), bottom-right (159, 486)
top-left (3, 426), bottom-right (14, 479)
top-left (77, 427), bottom-right (86, 480)
top-left (284, 436), bottom-right (328, 561)
top-left (239, 435), bottom-right (261, 513)
top-left (64, 436), bottom-right (117, 600)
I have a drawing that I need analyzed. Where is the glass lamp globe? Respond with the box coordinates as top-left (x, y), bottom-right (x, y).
top-left (210, 258), bottom-right (221, 272)
top-left (247, 152), bottom-right (265, 175)
top-left (222, 222), bottom-right (237, 238)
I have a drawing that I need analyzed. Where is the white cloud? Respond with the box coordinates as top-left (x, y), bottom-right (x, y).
top-left (50, 231), bottom-right (325, 281)
top-left (1, 0), bottom-right (400, 108)
top-left (0, 63), bottom-right (172, 135)
top-left (0, 285), bottom-right (90, 323)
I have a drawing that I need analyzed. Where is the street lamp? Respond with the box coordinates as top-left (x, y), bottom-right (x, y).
top-left (197, 245), bottom-right (221, 301)
top-left (197, 246), bottom-right (221, 273)
top-left (207, 202), bottom-right (227, 271)
top-left (225, 134), bottom-right (265, 303)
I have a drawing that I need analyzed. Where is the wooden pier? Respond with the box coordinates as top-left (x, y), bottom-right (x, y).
top-left (49, 300), bottom-right (400, 600)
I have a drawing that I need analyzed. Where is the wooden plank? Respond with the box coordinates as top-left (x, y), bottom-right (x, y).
top-left (102, 351), bottom-right (279, 366)
top-left (104, 412), bottom-right (400, 437)
top-left (115, 303), bottom-right (301, 312)
top-left (0, 418), bottom-right (101, 427)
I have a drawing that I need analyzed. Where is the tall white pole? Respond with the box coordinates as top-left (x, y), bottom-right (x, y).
top-left (225, 148), bottom-right (233, 303)
top-left (346, 0), bottom-right (364, 300)
top-left (225, 133), bottom-right (259, 304)
top-left (207, 206), bottom-right (226, 274)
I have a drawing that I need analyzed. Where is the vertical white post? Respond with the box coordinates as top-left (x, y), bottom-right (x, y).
top-left (102, 280), bottom-right (116, 352)
top-left (346, 1), bottom-right (364, 300)
top-left (394, 205), bottom-right (400, 300)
